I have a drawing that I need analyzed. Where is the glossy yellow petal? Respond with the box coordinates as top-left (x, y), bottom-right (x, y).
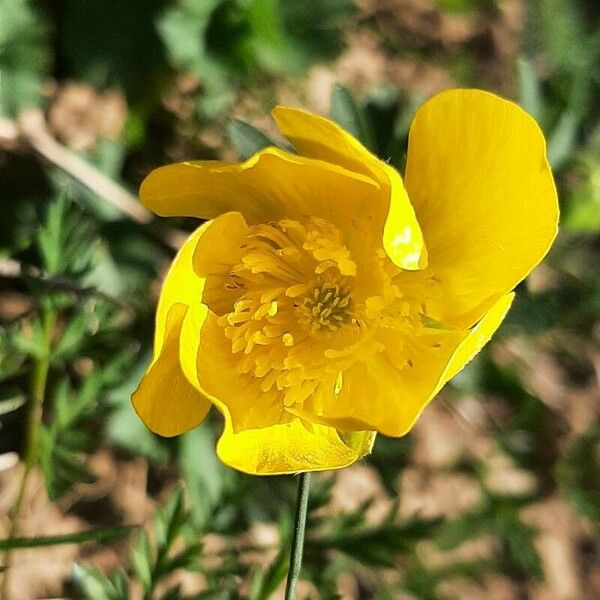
top-left (132, 304), bottom-right (211, 437)
top-left (383, 164), bottom-right (429, 270)
top-left (305, 293), bottom-right (514, 437)
top-left (338, 430), bottom-right (377, 458)
top-left (405, 89), bottom-right (558, 328)
top-left (133, 222), bottom-right (216, 436)
top-left (178, 212), bottom-right (250, 389)
top-left (187, 304), bottom-right (376, 474)
top-left (438, 292), bottom-right (514, 387)
top-left (192, 211), bottom-right (250, 315)
top-left (192, 212), bottom-right (249, 277)
top-left (153, 223), bottom-right (210, 354)
top-left (134, 95), bottom-right (548, 466)
top-left (140, 147), bottom-right (382, 247)
top-left (216, 417), bottom-right (369, 475)
top-left (271, 106), bottom-right (380, 178)
top-left (272, 106), bottom-right (426, 270)
top-left (179, 301), bottom-right (209, 392)
top-left (294, 331), bottom-right (461, 436)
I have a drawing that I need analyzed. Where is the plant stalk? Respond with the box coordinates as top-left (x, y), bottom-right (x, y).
top-left (1, 306), bottom-right (55, 598)
top-left (284, 472), bottom-right (311, 600)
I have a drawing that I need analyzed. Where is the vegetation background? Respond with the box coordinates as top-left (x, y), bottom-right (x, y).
top-left (0, 0), bottom-right (599, 598)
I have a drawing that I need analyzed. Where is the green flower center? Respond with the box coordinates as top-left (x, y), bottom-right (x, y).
top-left (299, 280), bottom-right (353, 334)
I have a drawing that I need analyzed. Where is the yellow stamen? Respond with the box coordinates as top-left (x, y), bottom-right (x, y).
top-left (212, 216), bottom-right (440, 411)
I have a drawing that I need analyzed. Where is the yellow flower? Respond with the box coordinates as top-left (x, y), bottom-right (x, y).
top-left (132, 89), bottom-right (558, 475)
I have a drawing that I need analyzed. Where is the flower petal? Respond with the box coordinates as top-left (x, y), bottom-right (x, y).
top-left (153, 222), bottom-right (210, 353)
top-left (304, 293), bottom-right (514, 437)
top-left (216, 417), bottom-right (369, 475)
top-left (179, 212), bottom-right (251, 388)
top-left (139, 147), bottom-right (383, 248)
top-left (405, 89), bottom-right (558, 328)
top-left (132, 303), bottom-right (211, 437)
top-left (271, 106), bottom-right (380, 178)
top-left (132, 222), bottom-right (215, 436)
top-left (436, 292), bottom-right (514, 386)
top-left (272, 106), bottom-right (426, 270)
top-left (191, 211), bottom-right (250, 317)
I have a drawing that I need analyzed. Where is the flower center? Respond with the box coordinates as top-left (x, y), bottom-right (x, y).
top-left (208, 216), bottom-right (441, 411)
top-left (299, 279), bottom-right (353, 334)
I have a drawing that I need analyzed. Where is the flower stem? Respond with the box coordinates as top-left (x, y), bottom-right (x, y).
top-left (284, 472), bottom-right (311, 600)
top-left (1, 305), bottom-right (55, 598)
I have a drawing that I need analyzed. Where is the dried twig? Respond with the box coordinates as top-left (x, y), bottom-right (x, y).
top-left (2, 111), bottom-right (188, 251)
top-left (17, 110), bottom-right (152, 224)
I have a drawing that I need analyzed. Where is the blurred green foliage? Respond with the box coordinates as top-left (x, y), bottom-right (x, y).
top-left (0, 0), bottom-right (600, 598)
top-left (158, 0), bottom-right (355, 116)
top-left (0, 0), bottom-right (50, 117)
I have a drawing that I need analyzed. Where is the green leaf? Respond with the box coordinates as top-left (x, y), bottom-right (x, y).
top-left (556, 423), bottom-right (600, 526)
top-left (40, 428), bottom-right (94, 501)
top-left (436, 511), bottom-right (487, 551)
top-left (308, 509), bottom-right (441, 569)
top-left (130, 530), bottom-right (153, 592)
top-left (159, 0), bottom-right (355, 118)
top-left (10, 315), bottom-right (47, 359)
top-left (435, 0), bottom-right (497, 11)
top-left (73, 138), bottom-right (129, 222)
top-left (0, 328), bottom-right (27, 382)
top-left (249, 549), bottom-right (288, 600)
top-left (330, 83), bottom-right (375, 150)
top-left (0, 393), bottom-right (25, 416)
top-left (178, 422), bottom-right (225, 530)
top-left (36, 196), bottom-right (97, 277)
top-left (155, 488), bottom-right (186, 553)
top-left (158, 0), bottom-right (234, 118)
top-left (547, 111), bottom-right (578, 169)
top-left (72, 564), bottom-right (130, 600)
top-left (517, 58), bottom-right (543, 123)
top-left (51, 311), bottom-right (91, 363)
top-left (158, 0), bottom-right (223, 68)
top-left (564, 162), bottom-right (600, 232)
top-left (57, 0), bottom-right (166, 101)
top-left (438, 492), bottom-right (543, 579)
top-left (495, 500), bottom-right (543, 577)
top-left (0, 0), bottom-right (51, 117)
top-left (40, 348), bottom-right (131, 501)
top-left (525, 0), bottom-right (589, 75)
top-left (383, 92), bottom-right (425, 170)
top-left (226, 118), bottom-right (277, 160)
top-left (127, 487), bottom-right (201, 595)
top-left (106, 352), bottom-right (172, 465)
top-left (280, 0), bottom-right (355, 69)
top-left (0, 525), bottom-right (134, 550)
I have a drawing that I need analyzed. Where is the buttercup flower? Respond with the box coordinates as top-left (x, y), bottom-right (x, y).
top-left (132, 89), bottom-right (558, 475)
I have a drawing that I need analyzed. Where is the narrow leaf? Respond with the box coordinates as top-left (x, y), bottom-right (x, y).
top-left (517, 58), bottom-right (543, 123)
top-left (330, 83), bottom-right (375, 150)
top-left (0, 525), bottom-right (135, 550)
top-left (226, 119), bottom-right (276, 160)
top-left (548, 111), bottom-right (578, 170)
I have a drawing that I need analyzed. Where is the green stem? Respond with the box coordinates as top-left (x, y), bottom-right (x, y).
top-left (25, 307), bottom-right (55, 468)
top-left (284, 472), bottom-right (311, 600)
top-left (1, 306), bottom-right (55, 598)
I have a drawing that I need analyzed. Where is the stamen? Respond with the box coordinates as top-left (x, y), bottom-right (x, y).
top-left (299, 280), bottom-right (353, 334)
top-left (211, 215), bottom-right (443, 412)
